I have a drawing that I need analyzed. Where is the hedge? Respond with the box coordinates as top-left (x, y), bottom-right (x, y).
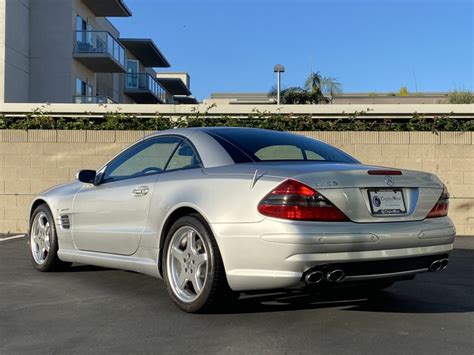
top-left (0, 110), bottom-right (473, 131)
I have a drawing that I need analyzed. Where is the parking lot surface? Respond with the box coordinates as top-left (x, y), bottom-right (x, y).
top-left (1, 237), bottom-right (473, 354)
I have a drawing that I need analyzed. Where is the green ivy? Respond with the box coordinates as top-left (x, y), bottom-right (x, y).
top-left (0, 110), bottom-right (472, 132)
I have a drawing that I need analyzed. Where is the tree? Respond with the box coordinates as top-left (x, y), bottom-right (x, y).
top-left (398, 86), bottom-right (409, 96)
top-left (320, 76), bottom-right (342, 102)
top-left (268, 71), bottom-right (337, 104)
top-left (304, 71), bottom-right (323, 94)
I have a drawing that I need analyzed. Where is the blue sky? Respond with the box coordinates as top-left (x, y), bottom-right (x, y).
top-left (112, 0), bottom-right (473, 100)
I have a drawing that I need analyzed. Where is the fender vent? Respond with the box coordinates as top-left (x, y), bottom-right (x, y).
top-left (59, 214), bottom-right (71, 229)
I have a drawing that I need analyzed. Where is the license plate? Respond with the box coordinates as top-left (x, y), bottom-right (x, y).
top-left (368, 189), bottom-right (406, 215)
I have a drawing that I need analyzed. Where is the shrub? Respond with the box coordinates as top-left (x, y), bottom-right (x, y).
top-left (447, 90), bottom-right (474, 104)
top-left (397, 86), bottom-right (409, 96)
top-left (0, 109), bottom-right (472, 132)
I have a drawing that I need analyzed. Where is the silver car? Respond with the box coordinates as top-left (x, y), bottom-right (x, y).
top-left (28, 128), bottom-right (455, 312)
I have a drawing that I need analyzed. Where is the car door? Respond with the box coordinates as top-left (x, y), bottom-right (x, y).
top-left (71, 136), bottom-right (183, 255)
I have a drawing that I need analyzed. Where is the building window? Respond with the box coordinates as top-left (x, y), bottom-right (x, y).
top-left (76, 15), bottom-right (87, 31)
top-left (126, 60), bottom-right (139, 89)
top-left (75, 78), bottom-right (93, 96)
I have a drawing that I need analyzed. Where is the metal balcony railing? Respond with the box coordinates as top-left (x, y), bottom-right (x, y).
top-left (74, 31), bottom-right (125, 67)
top-left (125, 73), bottom-right (167, 102)
top-left (73, 96), bottom-right (115, 104)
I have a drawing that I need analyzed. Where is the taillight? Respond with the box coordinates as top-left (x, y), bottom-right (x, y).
top-left (427, 185), bottom-right (449, 218)
top-left (257, 179), bottom-right (349, 222)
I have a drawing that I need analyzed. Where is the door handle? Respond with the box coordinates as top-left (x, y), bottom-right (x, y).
top-left (132, 186), bottom-right (149, 197)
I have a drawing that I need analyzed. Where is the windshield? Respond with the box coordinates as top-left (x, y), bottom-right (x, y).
top-left (205, 128), bottom-right (359, 164)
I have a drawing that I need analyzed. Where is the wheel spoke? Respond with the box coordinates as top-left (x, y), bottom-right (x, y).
top-left (191, 273), bottom-right (203, 294)
top-left (177, 271), bottom-right (188, 289)
top-left (38, 216), bottom-right (46, 231)
top-left (194, 252), bottom-right (208, 268)
top-left (39, 247), bottom-right (45, 261)
top-left (33, 234), bottom-right (40, 244)
top-left (44, 236), bottom-right (51, 251)
top-left (171, 245), bottom-right (184, 260)
top-left (186, 230), bottom-right (197, 253)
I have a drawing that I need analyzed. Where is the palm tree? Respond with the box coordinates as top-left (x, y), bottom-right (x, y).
top-left (268, 71), bottom-right (338, 104)
top-left (304, 71), bottom-right (323, 94)
top-left (320, 76), bottom-right (342, 102)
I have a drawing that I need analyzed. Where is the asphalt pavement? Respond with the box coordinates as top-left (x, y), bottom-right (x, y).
top-left (1, 237), bottom-right (473, 354)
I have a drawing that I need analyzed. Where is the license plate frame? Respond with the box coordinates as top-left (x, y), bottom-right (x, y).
top-left (368, 189), bottom-right (407, 216)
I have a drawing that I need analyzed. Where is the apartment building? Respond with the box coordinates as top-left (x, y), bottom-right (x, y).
top-left (0, 0), bottom-right (197, 104)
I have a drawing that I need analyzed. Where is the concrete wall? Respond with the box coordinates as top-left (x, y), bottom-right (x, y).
top-left (0, 130), bottom-right (473, 235)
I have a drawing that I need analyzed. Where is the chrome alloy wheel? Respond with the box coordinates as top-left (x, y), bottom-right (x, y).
top-left (167, 226), bottom-right (209, 303)
top-left (30, 212), bottom-right (52, 265)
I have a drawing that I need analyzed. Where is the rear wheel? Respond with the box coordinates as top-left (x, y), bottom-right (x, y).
top-left (29, 204), bottom-right (71, 272)
top-left (163, 215), bottom-right (238, 313)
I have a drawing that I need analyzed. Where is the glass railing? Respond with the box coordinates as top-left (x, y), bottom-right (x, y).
top-left (74, 31), bottom-right (125, 67)
top-left (73, 96), bottom-right (115, 104)
top-left (125, 73), bottom-right (167, 102)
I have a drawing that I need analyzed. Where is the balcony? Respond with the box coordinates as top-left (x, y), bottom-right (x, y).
top-left (124, 73), bottom-right (166, 104)
top-left (74, 31), bottom-right (126, 73)
top-left (73, 96), bottom-right (115, 104)
top-left (82, 0), bottom-right (132, 17)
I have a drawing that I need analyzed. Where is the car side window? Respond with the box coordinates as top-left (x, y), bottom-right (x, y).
top-left (103, 136), bottom-right (182, 183)
top-left (165, 140), bottom-right (202, 171)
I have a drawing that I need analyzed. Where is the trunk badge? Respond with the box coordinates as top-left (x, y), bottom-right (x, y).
top-left (384, 176), bottom-right (395, 187)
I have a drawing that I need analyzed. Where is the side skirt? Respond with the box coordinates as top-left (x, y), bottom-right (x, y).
top-left (58, 248), bottom-right (161, 278)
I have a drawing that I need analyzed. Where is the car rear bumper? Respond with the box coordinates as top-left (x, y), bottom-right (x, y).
top-left (211, 217), bottom-right (455, 291)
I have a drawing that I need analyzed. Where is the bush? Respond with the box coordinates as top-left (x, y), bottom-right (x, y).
top-left (447, 90), bottom-right (474, 104)
top-left (0, 109), bottom-right (472, 132)
top-left (397, 86), bottom-right (409, 96)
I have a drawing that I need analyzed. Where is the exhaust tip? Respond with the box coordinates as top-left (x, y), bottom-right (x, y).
top-left (326, 269), bottom-right (345, 283)
top-left (429, 260), bottom-right (442, 272)
top-left (304, 271), bottom-right (324, 285)
top-left (440, 258), bottom-right (449, 270)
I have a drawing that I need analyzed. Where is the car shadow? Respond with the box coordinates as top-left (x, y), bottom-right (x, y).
top-left (214, 248), bottom-right (474, 315)
top-left (218, 282), bottom-right (474, 315)
top-left (67, 264), bottom-right (113, 272)
top-left (52, 248), bottom-right (474, 316)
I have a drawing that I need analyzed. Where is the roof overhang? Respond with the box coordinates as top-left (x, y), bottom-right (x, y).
top-left (157, 78), bottom-right (191, 96)
top-left (173, 95), bottom-right (199, 104)
top-left (82, 0), bottom-right (132, 17)
top-left (119, 39), bottom-right (170, 68)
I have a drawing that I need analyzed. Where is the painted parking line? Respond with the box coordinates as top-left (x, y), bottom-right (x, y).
top-left (0, 234), bottom-right (26, 242)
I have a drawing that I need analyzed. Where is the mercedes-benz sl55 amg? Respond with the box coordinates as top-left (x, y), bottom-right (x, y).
top-left (28, 128), bottom-right (455, 312)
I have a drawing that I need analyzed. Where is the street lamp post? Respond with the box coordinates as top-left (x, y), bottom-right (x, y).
top-left (274, 64), bottom-right (285, 105)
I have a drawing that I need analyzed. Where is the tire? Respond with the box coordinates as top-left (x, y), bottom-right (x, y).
top-left (162, 214), bottom-right (238, 313)
top-left (29, 204), bottom-right (71, 272)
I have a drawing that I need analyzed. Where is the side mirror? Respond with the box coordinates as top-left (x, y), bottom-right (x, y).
top-left (76, 170), bottom-right (97, 184)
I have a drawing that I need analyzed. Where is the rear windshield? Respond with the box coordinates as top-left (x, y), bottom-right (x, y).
top-left (206, 129), bottom-right (359, 164)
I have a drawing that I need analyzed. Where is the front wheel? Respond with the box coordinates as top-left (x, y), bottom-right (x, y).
top-left (29, 204), bottom-right (71, 272)
top-left (163, 215), bottom-right (237, 313)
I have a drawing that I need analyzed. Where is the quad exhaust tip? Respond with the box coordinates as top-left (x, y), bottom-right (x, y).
top-left (304, 270), bottom-right (324, 285)
top-left (326, 269), bottom-right (345, 283)
top-left (430, 259), bottom-right (449, 272)
top-left (440, 258), bottom-right (449, 270)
